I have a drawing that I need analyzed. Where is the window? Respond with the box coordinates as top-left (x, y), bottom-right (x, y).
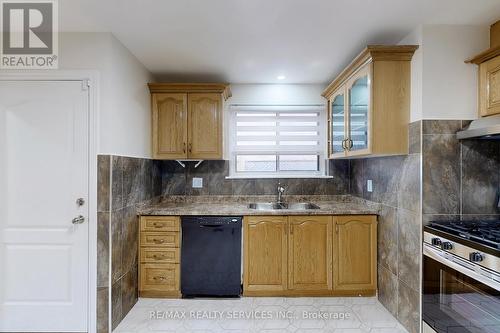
top-left (227, 105), bottom-right (327, 178)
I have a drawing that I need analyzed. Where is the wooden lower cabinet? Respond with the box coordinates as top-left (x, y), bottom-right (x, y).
top-left (243, 216), bottom-right (288, 294)
top-left (243, 215), bottom-right (376, 296)
top-left (288, 216), bottom-right (332, 291)
top-left (139, 216), bottom-right (181, 298)
top-left (333, 215), bottom-right (377, 293)
top-left (140, 263), bottom-right (180, 297)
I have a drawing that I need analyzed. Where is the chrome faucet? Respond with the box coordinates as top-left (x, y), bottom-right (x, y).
top-left (277, 182), bottom-right (285, 205)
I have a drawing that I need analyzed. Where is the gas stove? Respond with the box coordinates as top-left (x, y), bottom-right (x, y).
top-left (425, 220), bottom-right (500, 251)
top-left (423, 220), bottom-right (500, 333)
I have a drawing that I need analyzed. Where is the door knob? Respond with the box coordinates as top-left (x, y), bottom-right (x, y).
top-left (72, 215), bottom-right (85, 224)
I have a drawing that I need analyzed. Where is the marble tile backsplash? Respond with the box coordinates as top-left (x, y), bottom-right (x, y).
top-left (421, 120), bottom-right (500, 224)
top-left (159, 159), bottom-right (351, 197)
top-left (349, 120), bottom-right (422, 333)
top-left (97, 155), bottom-right (162, 333)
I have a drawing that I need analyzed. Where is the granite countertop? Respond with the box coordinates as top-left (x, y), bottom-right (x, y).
top-left (137, 195), bottom-right (380, 216)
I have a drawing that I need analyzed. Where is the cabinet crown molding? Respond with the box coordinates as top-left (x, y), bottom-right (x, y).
top-left (465, 45), bottom-right (500, 65)
top-left (148, 83), bottom-right (232, 101)
top-left (321, 45), bottom-right (418, 98)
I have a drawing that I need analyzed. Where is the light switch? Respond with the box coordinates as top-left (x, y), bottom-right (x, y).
top-left (192, 177), bottom-right (203, 188)
top-left (367, 179), bottom-right (373, 192)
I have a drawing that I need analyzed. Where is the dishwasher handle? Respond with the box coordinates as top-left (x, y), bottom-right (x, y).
top-left (199, 224), bottom-right (224, 228)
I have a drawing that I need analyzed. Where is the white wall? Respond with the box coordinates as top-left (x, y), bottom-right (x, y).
top-left (422, 25), bottom-right (489, 120)
top-left (105, 37), bottom-right (154, 157)
top-left (59, 32), bottom-right (154, 157)
top-left (400, 25), bottom-right (490, 121)
top-left (229, 84), bottom-right (326, 105)
top-left (399, 26), bottom-right (423, 122)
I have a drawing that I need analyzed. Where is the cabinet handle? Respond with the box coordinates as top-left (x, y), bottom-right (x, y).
top-left (335, 224), bottom-right (339, 233)
top-left (290, 224), bottom-right (293, 235)
top-left (188, 142), bottom-right (192, 153)
top-left (152, 254), bottom-right (166, 260)
top-left (152, 222), bottom-right (163, 228)
top-left (183, 142), bottom-right (186, 153)
top-left (152, 238), bottom-right (165, 244)
top-left (153, 276), bottom-right (166, 281)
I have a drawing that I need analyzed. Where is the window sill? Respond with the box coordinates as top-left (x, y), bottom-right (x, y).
top-left (225, 175), bottom-right (333, 179)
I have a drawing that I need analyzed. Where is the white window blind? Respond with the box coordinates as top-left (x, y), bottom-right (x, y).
top-left (228, 105), bottom-right (326, 178)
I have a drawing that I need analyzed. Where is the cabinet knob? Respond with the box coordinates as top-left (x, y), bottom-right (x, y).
top-left (441, 241), bottom-right (453, 250)
top-left (469, 252), bottom-right (483, 262)
top-left (431, 238), bottom-right (442, 247)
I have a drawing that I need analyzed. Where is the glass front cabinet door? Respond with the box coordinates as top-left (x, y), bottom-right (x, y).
top-left (323, 45), bottom-right (416, 159)
top-left (327, 64), bottom-right (371, 158)
top-left (346, 66), bottom-right (370, 155)
top-left (328, 87), bottom-right (347, 157)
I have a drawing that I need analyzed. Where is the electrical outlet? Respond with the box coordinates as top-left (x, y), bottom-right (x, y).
top-left (192, 177), bottom-right (203, 188)
top-left (367, 179), bottom-right (373, 193)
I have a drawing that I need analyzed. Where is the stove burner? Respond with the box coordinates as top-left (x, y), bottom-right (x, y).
top-left (427, 220), bottom-right (500, 250)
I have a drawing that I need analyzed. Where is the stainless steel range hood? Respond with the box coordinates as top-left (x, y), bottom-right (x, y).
top-left (456, 114), bottom-right (500, 140)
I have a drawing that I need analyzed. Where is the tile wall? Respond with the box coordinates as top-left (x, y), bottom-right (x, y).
top-left (349, 121), bottom-right (422, 333)
top-left (159, 159), bottom-right (350, 197)
top-left (97, 155), bottom-right (162, 333)
top-left (421, 120), bottom-right (500, 224)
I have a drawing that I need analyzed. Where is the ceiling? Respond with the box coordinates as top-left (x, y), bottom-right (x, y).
top-left (60, 0), bottom-right (500, 84)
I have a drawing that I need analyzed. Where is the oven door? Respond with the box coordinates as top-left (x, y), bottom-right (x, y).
top-left (423, 245), bottom-right (500, 333)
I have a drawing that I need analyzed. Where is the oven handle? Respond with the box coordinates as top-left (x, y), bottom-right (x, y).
top-left (424, 244), bottom-right (500, 291)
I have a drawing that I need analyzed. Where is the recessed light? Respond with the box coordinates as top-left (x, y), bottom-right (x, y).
top-left (277, 75), bottom-right (286, 80)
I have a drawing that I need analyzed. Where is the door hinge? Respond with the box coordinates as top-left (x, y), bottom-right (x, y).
top-left (82, 79), bottom-right (91, 91)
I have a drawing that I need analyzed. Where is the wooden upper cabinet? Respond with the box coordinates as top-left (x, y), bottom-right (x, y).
top-left (466, 20), bottom-right (500, 117)
top-left (323, 45), bottom-right (418, 159)
top-left (288, 216), bottom-right (332, 291)
top-left (149, 83), bottom-right (231, 160)
top-left (479, 55), bottom-right (500, 117)
top-left (468, 50), bottom-right (500, 117)
top-left (243, 216), bottom-right (288, 293)
top-left (333, 215), bottom-right (377, 292)
top-left (188, 93), bottom-right (222, 159)
top-left (152, 93), bottom-right (187, 159)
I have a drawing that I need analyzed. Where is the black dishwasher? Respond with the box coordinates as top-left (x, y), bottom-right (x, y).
top-left (181, 216), bottom-right (242, 297)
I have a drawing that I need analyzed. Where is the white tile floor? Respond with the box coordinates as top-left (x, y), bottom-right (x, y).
top-left (114, 297), bottom-right (408, 333)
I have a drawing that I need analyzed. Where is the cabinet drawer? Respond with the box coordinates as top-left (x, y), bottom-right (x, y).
top-left (140, 247), bottom-right (179, 263)
top-left (140, 263), bottom-right (179, 292)
top-left (140, 232), bottom-right (179, 248)
top-left (140, 216), bottom-right (180, 232)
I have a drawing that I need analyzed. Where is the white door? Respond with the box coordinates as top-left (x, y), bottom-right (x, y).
top-left (0, 81), bottom-right (89, 332)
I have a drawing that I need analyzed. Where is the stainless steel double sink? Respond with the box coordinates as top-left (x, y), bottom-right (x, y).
top-left (248, 202), bottom-right (320, 210)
